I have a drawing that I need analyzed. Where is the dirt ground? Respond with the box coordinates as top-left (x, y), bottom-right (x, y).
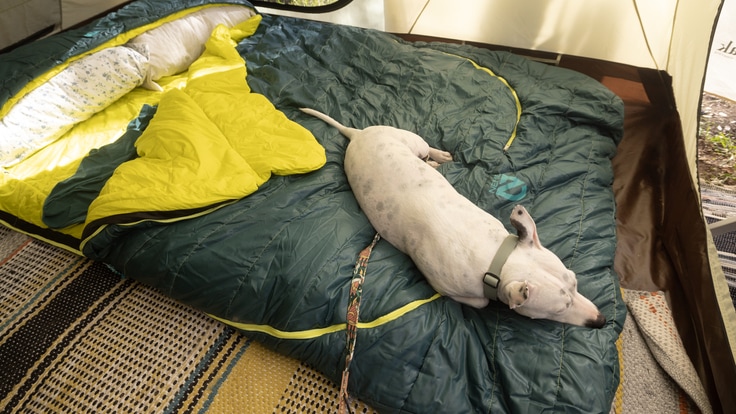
top-left (699, 93), bottom-right (736, 189)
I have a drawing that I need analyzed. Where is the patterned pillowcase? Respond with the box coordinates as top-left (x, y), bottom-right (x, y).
top-left (0, 45), bottom-right (149, 168)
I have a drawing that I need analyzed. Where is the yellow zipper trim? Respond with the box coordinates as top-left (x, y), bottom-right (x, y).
top-left (78, 199), bottom-right (239, 253)
top-left (207, 293), bottom-right (443, 340)
top-left (0, 219), bottom-right (83, 256)
top-left (444, 52), bottom-right (523, 151)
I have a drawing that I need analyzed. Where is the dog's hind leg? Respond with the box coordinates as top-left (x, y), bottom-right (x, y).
top-left (428, 148), bottom-right (453, 164)
top-left (392, 130), bottom-right (453, 166)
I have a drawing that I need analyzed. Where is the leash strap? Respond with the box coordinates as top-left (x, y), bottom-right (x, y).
top-left (483, 234), bottom-right (518, 300)
top-left (338, 233), bottom-right (381, 414)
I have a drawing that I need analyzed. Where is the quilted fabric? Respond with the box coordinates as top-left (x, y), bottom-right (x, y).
top-left (85, 12), bottom-right (624, 413)
top-left (42, 18), bottom-right (327, 242)
top-left (0, 0), bottom-right (259, 244)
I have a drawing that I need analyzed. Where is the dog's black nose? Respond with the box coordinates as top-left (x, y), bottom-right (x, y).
top-left (586, 312), bottom-right (607, 329)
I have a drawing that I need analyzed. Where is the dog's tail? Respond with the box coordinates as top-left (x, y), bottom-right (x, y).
top-left (300, 108), bottom-right (360, 140)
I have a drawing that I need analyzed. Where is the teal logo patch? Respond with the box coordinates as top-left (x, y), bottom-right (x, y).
top-left (489, 174), bottom-right (528, 201)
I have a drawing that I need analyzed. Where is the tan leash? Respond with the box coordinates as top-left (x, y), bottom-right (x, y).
top-left (338, 233), bottom-right (381, 414)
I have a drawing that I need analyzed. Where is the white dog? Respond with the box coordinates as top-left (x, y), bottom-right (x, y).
top-left (301, 108), bottom-right (606, 328)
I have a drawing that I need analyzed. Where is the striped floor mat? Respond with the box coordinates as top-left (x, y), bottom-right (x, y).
top-left (0, 226), bottom-right (376, 413)
top-left (3, 224), bottom-right (712, 413)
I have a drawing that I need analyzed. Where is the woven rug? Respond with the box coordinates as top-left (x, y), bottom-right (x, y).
top-left (1, 225), bottom-right (716, 413)
top-left (611, 290), bottom-right (712, 414)
top-left (0, 226), bottom-right (376, 413)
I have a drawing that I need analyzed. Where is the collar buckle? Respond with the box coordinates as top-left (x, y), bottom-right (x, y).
top-left (483, 234), bottom-right (518, 301)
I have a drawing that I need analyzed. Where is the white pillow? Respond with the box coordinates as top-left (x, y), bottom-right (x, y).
top-left (127, 5), bottom-right (255, 91)
top-left (0, 45), bottom-right (149, 168)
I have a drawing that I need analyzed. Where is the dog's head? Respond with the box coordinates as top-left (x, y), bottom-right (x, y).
top-left (497, 205), bottom-right (606, 328)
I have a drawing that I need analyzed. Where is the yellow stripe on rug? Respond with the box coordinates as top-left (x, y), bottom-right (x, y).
top-left (198, 340), bottom-right (301, 412)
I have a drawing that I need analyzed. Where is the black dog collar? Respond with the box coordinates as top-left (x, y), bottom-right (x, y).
top-left (483, 234), bottom-right (519, 300)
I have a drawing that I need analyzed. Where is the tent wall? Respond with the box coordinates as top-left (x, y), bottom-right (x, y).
top-left (0, 0), bottom-right (59, 50)
top-left (667, 0), bottom-right (722, 177)
top-left (386, 0), bottom-right (670, 68)
top-left (60, 0), bottom-right (130, 29)
top-left (0, 0), bottom-right (132, 50)
top-left (704, 0), bottom-right (736, 101)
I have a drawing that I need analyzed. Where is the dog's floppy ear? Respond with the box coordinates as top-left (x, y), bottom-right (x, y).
top-left (510, 205), bottom-right (541, 248)
top-left (503, 280), bottom-right (530, 309)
